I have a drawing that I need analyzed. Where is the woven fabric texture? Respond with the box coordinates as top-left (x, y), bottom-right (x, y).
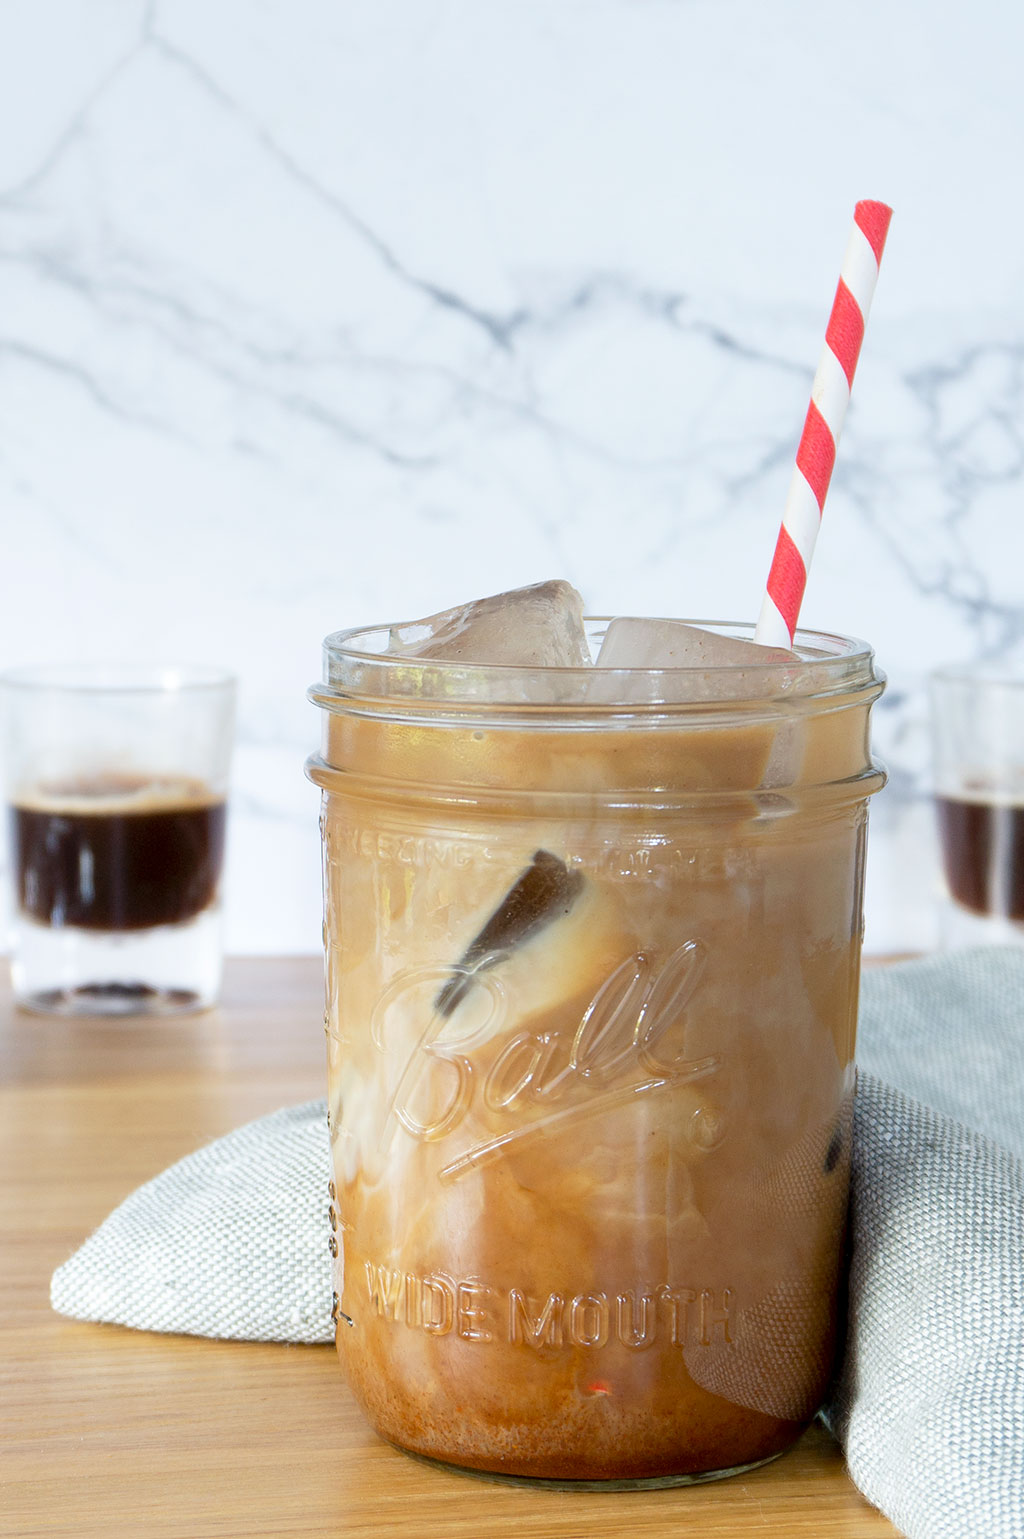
top-left (824, 1072), bottom-right (1024, 1539)
top-left (51, 1099), bottom-right (333, 1345)
top-left (51, 948), bottom-right (1024, 1536)
top-left (823, 949), bottom-right (1024, 1539)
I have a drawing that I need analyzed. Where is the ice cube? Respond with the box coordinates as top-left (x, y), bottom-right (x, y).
top-left (591, 618), bottom-right (797, 703)
top-left (435, 849), bottom-right (585, 1017)
top-left (594, 618), bottom-right (806, 786)
top-left (596, 618), bottom-right (795, 675)
top-left (389, 580), bottom-right (590, 668)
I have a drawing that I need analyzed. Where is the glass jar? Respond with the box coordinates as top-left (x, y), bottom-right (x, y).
top-left (307, 620), bottom-right (885, 1486)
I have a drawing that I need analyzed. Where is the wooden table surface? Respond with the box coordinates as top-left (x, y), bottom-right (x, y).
top-left (1, 957), bottom-right (902, 1539)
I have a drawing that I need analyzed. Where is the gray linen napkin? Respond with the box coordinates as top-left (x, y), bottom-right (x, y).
top-left (51, 949), bottom-right (1024, 1537)
top-left (51, 1100), bottom-right (333, 1344)
top-left (823, 950), bottom-right (1024, 1539)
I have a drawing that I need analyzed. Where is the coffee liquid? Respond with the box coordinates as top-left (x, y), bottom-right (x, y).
top-left (316, 701), bottom-right (879, 1482)
top-left (9, 777), bottom-right (227, 931)
top-left (936, 793), bottom-right (1024, 921)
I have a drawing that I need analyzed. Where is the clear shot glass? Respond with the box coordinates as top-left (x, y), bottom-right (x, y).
top-left (1, 663), bottom-right (236, 1016)
top-left (930, 663), bottom-right (1024, 947)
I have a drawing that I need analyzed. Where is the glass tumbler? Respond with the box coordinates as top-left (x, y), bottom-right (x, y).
top-left (930, 663), bottom-right (1024, 946)
top-left (307, 621), bottom-right (885, 1485)
top-left (2, 663), bottom-right (235, 1015)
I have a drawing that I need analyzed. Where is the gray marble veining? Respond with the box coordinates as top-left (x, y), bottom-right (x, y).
top-left (3, 1), bottom-right (1023, 953)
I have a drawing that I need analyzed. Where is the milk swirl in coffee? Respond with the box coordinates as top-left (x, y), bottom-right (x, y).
top-left (309, 583), bottom-right (885, 1484)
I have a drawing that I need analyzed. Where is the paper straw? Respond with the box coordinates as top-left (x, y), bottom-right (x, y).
top-left (755, 200), bottom-right (893, 648)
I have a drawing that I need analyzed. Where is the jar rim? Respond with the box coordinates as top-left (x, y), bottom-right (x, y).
top-left (313, 617), bottom-right (880, 715)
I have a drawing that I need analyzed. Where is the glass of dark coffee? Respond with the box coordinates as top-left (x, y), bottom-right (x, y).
top-left (930, 663), bottom-right (1024, 947)
top-left (1, 664), bottom-right (236, 1015)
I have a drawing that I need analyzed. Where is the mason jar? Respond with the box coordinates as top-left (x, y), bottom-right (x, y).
top-left (307, 620), bottom-right (885, 1486)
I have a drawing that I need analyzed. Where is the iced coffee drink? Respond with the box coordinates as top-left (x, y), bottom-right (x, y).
top-left (308, 583), bottom-right (885, 1484)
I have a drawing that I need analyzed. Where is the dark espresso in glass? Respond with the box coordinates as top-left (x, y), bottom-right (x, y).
top-left (9, 777), bottom-right (227, 932)
top-left (936, 792), bottom-right (1024, 921)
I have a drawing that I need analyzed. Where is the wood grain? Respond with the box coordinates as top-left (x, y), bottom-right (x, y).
top-left (0, 958), bottom-right (901, 1538)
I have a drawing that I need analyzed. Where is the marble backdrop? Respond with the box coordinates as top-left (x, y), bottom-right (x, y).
top-left (3, 0), bottom-right (1022, 955)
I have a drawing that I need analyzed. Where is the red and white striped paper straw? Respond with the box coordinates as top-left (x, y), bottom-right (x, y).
top-left (754, 200), bottom-right (892, 648)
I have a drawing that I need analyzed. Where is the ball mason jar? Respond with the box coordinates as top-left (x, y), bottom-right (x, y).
top-left (307, 620), bottom-right (885, 1486)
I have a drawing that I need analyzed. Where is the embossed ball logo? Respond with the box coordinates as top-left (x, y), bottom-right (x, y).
top-left (369, 938), bottom-right (723, 1181)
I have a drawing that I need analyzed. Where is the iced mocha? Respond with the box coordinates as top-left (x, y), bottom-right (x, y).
top-left (309, 583), bottom-right (884, 1483)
